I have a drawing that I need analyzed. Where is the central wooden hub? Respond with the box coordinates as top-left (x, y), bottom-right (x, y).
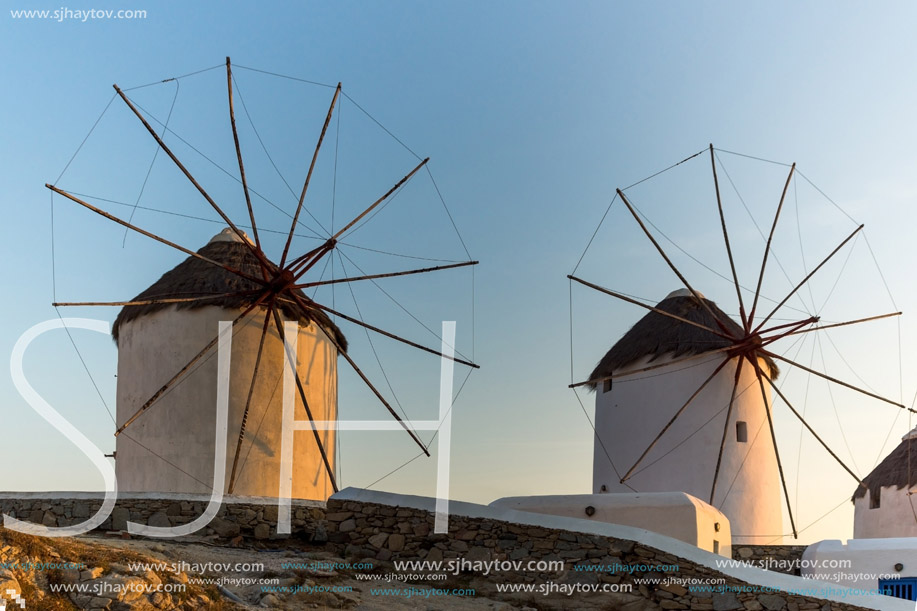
top-left (269, 268), bottom-right (296, 294)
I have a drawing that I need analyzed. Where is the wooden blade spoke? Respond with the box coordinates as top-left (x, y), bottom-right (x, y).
top-left (53, 290), bottom-right (260, 308)
top-left (294, 299), bottom-right (479, 369)
top-left (295, 260), bottom-right (478, 289)
top-left (285, 294), bottom-right (430, 456)
top-left (760, 348), bottom-right (908, 411)
top-left (782, 312), bottom-right (902, 337)
top-left (569, 347), bottom-right (732, 389)
top-left (710, 144), bottom-right (748, 329)
top-left (226, 57), bottom-right (261, 252)
top-left (616, 189), bottom-right (735, 338)
top-left (747, 163), bottom-right (796, 328)
top-left (115, 291), bottom-right (271, 436)
top-left (113, 84), bottom-right (274, 272)
top-left (289, 239), bottom-right (337, 282)
top-left (620, 356), bottom-right (732, 483)
top-left (710, 358), bottom-right (744, 504)
top-left (568, 275), bottom-right (733, 340)
top-left (755, 360), bottom-right (866, 491)
top-left (227, 304), bottom-right (273, 494)
top-left (331, 157), bottom-right (430, 242)
top-left (280, 83), bottom-right (342, 268)
top-left (746, 355), bottom-right (798, 539)
top-left (47, 184), bottom-right (266, 285)
top-left (758, 316), bottom-right (819, 338)
top-left (269, 304), bottom-right (339, 492)
top-left (752, 224), bottom-right (864, 335)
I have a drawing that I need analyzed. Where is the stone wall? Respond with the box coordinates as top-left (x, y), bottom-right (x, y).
top-left (0, 493), bottom-right (895, 610)
top-left (324, 498), bottom-right (874, 611)
top-left (733, 545), bottom-right (809, 576)
top-left (0, 495), bottom-right (323, 541)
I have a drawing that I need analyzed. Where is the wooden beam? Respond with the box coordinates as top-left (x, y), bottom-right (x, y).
top-left (115, 291), bottom-right (271, 436)
top-left (617, 188), bottom-right (736, 338)
top-left (280, 83), bottom-right (341, 268)
top-left (747, 355), bottom-right (798, 539)
top-left (113, 84), bottom-right (274, 272)
top-left (225, 57), bottom-right (261, 253)
top-left (287, 293), bottom-right (430, 456)
top-left (747, 163), bottom-right (796, 328)
top-left (295, 260), bottom-right (478, 289)
top-left (752, 224), bottom-right (863, 335)
top-left (620, 356), bottom-right (732, 483)
top-left (568, 275), bottom-right (732, 340)
top-left (710, 144), bottom-right (748, 330)
top-left (269, 304), bottom-right (339, 492)
top-left (47, 184), bottom-right (265, 285)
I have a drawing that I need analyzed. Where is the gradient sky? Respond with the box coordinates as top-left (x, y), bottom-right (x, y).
top-left (3, 2), bottom-right (917, 545)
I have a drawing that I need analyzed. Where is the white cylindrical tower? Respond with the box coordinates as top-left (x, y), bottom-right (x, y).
top-left (852, 426), bottom-right (917, 538)
top-left (591, 289), bottom-right (782, 544)
top-left (113, 229), bottom-right (345, 501)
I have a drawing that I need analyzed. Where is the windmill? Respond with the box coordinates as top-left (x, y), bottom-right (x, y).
top-left (568, 144), bottom-right (910, 541)
top-left (46, 58), bottom-right (478, 499)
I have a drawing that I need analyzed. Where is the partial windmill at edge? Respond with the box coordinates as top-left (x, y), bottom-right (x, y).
top-left (47, 57), bottom-right (479, 500)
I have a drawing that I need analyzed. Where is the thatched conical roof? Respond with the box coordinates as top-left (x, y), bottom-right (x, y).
top-left (587, 289), bottom-right (777, 389)
top-left (852, 428), bottom-right (917, 502)
top-left (112, 229), bottom-right (346, 350)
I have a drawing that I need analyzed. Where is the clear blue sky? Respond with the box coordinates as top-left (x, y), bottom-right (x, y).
top-left (3, 1), bottom-right (917, 544)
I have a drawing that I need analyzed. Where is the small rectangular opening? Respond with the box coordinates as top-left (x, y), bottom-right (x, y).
top-left (736, 421), bottom-right (748, 443)
top-left (870, 488), bottom-right (881, 509)
top-left (603, 379), bottom-right (612, 393)
top-left (713, 540), bottom-right (719, 554)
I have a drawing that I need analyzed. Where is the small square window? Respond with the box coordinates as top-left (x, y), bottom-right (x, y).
top-left (736, 421), bottom-right (748, 443)
top-left (603, 379), bottom-right (612, 393)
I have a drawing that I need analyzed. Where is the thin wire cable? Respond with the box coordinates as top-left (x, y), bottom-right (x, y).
top-left (713, 152), bottom-right (812, 317)
top-left (794, 335), bottom-right (817, 519)
top-left (341, 180), bottom-right (411, 239)
top-left (63, 190), bottom-right (325, 241)
top-left (337, 251), bottom-right (411, 423)
top-left (572, 148), bottom-right (705, 274)
top-left (815, 333), bottom-right (860, 473)
top-left (756, 495), bottom-right (852, 545)
top-left (629, 191), bottom-right (813, 318)
top-left (425, 165), bottom-right (472, 260)
top-left (572, 193), bottom-right (617, 275)
top-left (363, 366), bottom-right (475, 490)
top-left (341, 92), bottom-right (422, 161)
top-left (572, 387), bottom-right (636, 492)
top-left (331, 91), bottom-right (342, 236)
top-left (53, 307), bottom-right (215, 488)
top-left (816, 234), bottom-right (860, 314)
top-left (795, 169), bottom-right (859, 226)
top-left (338, 241), bottom-right (462, 263)
top-left (220, 75), bottom-right (331, 238)
top-left (793, 171), bottom-right (818, 314)
top-left (234, 365), bottom-right (284, 486)
top-left (128, 97), bottom-right (326, 239)
top-left (713, 147), bottom-right (793, 168)
top-left (122, 63), bottom-right (224, 92)
top-left (123, 79), bottom-right (181, 246)
top-left (635, 334), bottom-right (807, 481)
top-left (336, 249), bottom-right (472, 363)
top-left (54, 93), bottom-right (117, 184)
top-left (233, 64), bottom-right (336, 89)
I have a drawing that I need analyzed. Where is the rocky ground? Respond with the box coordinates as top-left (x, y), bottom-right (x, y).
top-left (0, 526), bottom-right (671, 610)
